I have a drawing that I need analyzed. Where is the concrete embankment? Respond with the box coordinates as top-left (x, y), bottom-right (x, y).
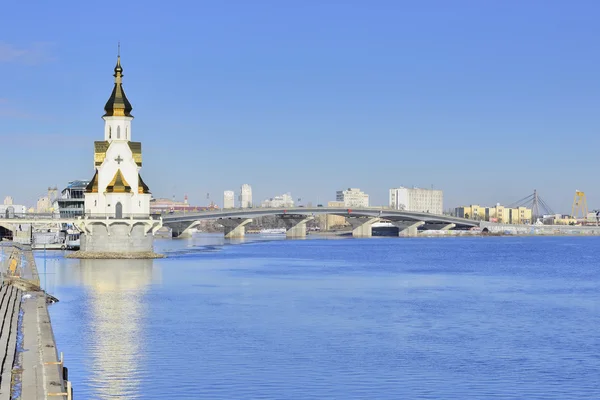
top-left (311, 224), bottom-right (600, 238)
top-left (66, 250), bottom-right (165, 259)
top-left (479, 222), bottom-right (600, 236)
top-left (0, 243), bottom-right (72, 399)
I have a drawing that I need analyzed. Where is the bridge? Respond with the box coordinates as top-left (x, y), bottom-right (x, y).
top-left (161, 207), bottom-right (480, 238)
top-left (0, 207), bottom-right (479, 241)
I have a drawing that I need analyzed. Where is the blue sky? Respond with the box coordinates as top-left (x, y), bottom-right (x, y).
top-left (1, 0), bottom-right (599, 213)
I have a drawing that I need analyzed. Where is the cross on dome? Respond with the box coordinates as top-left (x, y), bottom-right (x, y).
top-left (103, 49), bottom-right (133, 117)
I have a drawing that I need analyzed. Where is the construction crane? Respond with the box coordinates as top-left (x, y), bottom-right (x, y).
top-left (571, 190), bottom-right (588, 219)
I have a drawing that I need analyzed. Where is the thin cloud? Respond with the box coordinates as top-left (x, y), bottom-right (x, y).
top-left (0, 132), bottom-right (88, 149)
top-left (0, 99), bottom-right (35, 119)
top-left (0, 99), bottom-right (54, 121)
top-left (0, 42), bottom-right (56, 65)
top-left (0, 109), bottom-right (33, 119)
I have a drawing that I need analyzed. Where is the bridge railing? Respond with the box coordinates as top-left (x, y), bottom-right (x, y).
top-left (1, 213), bottom-right (161, 221)
top-left (83, 213), bottom-right (161, 220)
top-left (0, 213), bottom-right (59, 220)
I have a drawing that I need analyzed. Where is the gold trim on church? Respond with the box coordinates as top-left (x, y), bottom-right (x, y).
top-left (138, 174), bottom-right (151, 194)
top-left (85, 55), bottom-right (151, 196)
top-left (128, 142), bottom-right (142, 166)
top-left (106, 169), bottom-right (132, 193)
top-left (94, 141), bottom-right (110, 166)
top-left (103, 56), bottom-right (133, 117)
top-left (85, 170), bottom-right (99, 193)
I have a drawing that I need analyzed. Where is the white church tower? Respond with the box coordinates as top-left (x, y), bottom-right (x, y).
top-left (84, 55), bottom-right (151, 218)
top-left (77, 54), bottom-right (160, 257)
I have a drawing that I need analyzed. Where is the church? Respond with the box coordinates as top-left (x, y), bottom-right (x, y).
top-left (84, 55), bottom-right (151, 217)
top-left (75, 55), bottom-right (160, 257)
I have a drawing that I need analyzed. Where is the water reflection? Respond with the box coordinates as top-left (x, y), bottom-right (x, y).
top-left (77, 259), bottom-right (155, 399)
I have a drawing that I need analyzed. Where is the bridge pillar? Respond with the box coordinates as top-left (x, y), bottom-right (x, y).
top-left (1, 223), bottom-right (32, 245)
top-left (218, 218), bottom-right (252, 239)
top-left (347, 217), bottom-right (381, 238)
top-left (440, 223), bottom-right (456, 231)
top-left (279, 216), bottom-right (314, 239)
top-left (168, 221), bottom-right (200, 238)
top-left (393, 221), bottom-right (425, 237)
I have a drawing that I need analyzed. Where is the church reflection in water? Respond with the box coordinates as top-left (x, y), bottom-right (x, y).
top-left (75, 259), bottom-right (158, 399)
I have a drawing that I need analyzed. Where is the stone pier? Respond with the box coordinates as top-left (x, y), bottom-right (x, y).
top-left (167, 221), bottom-right (200, 238)
top-left (72, 218), bottom-right (163, 259)
top-left (348, 217), bottom-right (381, 238)
top-left (280, 216), bottom-right (314, 239)
top-left (394, 221), bottom-right (425, 237)
top-left (440, 223), bottom-right (456, 231)
top-left (218, 218), bottom-right (252, 239)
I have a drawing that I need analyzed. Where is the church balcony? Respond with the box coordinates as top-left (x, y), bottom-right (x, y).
top-left (83, 213), bottom-right (159, 220)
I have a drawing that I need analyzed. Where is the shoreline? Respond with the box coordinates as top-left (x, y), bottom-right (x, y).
top-left (66, 251), bottom-right (166, 259)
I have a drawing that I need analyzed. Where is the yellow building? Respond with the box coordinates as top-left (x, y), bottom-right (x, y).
top-left (317, 201), bottom-right (350, 230)
top-left (455, 204), bottom-right (532, 224)
top-left (553, 215), bottom-right (578, 225)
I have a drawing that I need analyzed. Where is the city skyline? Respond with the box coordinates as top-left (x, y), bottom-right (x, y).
top-left (1, 1), bottom-right (600, 213)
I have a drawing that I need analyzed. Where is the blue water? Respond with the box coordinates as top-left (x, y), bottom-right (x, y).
top-left (39, 236), bottom-right (600, 399)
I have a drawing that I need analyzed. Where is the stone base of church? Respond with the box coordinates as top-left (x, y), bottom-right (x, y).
top-left (67, 251), bottom-right (164, 259)
top-left (71, 222), bottom-right (163, 259)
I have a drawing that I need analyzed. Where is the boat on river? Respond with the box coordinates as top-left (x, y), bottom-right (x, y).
top-left (259, 228), bottom-right (286, 235)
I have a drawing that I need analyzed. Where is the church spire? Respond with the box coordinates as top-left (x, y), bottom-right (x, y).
top-left (103, 49), bottom-right (133, 117)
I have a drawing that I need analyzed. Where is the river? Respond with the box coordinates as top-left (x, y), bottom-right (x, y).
top-left (38, 235), bottom-right (599, 399)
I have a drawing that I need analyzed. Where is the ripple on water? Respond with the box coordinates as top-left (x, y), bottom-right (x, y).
top-left (44, 236), bottom-right (600, 399)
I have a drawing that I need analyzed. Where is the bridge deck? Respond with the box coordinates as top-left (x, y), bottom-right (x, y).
top-left (0, 243), bottom-right (71, 399)
top-left (161, 207), bottom-right (480, 227)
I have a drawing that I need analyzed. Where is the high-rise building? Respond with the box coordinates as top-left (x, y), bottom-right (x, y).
top-left (239, 184), bottom-right (252, 208)
top-left (261, 193), bottom-right (294, 208)
top-left (389, 187), bottom-right (443, 215)
top-left (223, 190), bottom-right (235, 209)
top-left (336, 188), bottom-right (369, 208)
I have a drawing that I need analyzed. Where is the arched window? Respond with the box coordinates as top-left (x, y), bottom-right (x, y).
top-left (109, 127), bottom-right (112, 139)
top-left (117, 126), bottom-right (121, 139)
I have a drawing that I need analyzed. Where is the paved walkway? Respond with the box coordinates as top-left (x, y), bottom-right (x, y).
top-left (0, 243), bottom-right (71, 399)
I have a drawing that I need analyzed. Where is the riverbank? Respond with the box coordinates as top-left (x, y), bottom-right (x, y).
top-left (0, 243), bottom-right (71, 399)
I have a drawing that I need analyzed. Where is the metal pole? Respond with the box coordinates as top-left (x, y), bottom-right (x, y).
top-left (44, 243), bottom-right (47, 291)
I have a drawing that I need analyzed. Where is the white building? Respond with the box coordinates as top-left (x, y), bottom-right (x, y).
top-left (223, 190), bottom-right (235, 209)
top-left (261, 193), bottom-right (294, 208)
top-left (3, 196), bottom-right (13, 205)
top-left (336, 188), bottom-right (369, 208)
top-left (0, 204), bottom-right (27, 217)
top-left (84, 56), bottom-right (151, 218)
top-left (389, 186), bottom-right (443, 215)
top-left (239, 184), bottom-right (252, 208)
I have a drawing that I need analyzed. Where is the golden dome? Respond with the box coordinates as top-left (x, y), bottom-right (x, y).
top-left (103, 56), bottom-right (133, 117)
